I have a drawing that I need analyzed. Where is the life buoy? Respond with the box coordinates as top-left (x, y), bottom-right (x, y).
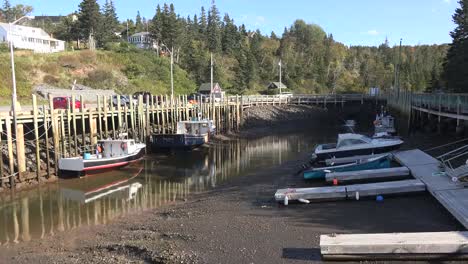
top-left (121, 142), bottom-right (127, 151)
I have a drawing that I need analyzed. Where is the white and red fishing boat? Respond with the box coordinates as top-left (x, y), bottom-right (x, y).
top-left (59, 139), bottom-right (146, 177)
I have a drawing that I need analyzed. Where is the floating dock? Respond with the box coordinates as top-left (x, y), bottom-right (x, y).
top-left (274, 179), bottom-right (425, 203)
top-left (320, 231), bottom-right (468, 260)
top-left (325, 153), bottom-right (391, 166)
top-left (394, 149), bottom-right (468, 229)
top-left (325, 167), bottom-right (410, 184)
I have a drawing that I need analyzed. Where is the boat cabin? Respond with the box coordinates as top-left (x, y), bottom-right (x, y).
top-left (176, 120), bottom-right (215, 135)
top-left (336, 134), bottom-right (372, 149)
top-left (97, 139), bottom-right (138, 158)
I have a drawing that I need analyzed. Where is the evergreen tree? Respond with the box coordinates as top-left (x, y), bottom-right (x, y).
top-left (100, 0), bottom-right (120, 45)
top-left (444, 0), bottom-right (468, 92)
top-left (199, 6), bottom-right (207, 35)
top-left (150, 5), bottom-right (163, 43)
top-left (77, 0), bottom-right (101, 43)
top-left (221, 14), bottom-right (238, 54)
top-left (135, 11), bottom-right (144, 32)
top-left (207, 1), bottom-right (221, 52)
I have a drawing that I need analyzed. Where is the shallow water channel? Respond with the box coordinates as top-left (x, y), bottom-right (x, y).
top-left (0, 129), bottom-right (330, 245)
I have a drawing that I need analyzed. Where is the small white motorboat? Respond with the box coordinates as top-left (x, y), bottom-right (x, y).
top-left (311, 133), bottom-right (403, 163)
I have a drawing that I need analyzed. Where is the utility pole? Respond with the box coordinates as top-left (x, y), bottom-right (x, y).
top-left (396, 38), bottom-right (402, 99)
top-left (170, 46), bottom-right (174, 100)
top-left (279, 60), bottom-right (282, 95)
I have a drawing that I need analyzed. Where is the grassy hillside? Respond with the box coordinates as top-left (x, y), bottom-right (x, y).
top-left (0, 44), bottom-right (197, 100)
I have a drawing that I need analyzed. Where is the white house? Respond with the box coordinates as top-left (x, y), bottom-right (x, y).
top-left (0, 23), bottom-right (65, 53)
top-left (128, 32), bottom-right (157, 50)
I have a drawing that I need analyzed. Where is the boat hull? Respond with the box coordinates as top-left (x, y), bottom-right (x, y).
top-left (60, 147), bottom-right (145, 177)
top-left (314, 143), bottom-right (402, 163)
top-left (304, 156), bottom-right (391, 180)
top-left (150, 134), bottom-right (207, 151)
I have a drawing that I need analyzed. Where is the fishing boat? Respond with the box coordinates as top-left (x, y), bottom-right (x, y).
top-left (59, 139), bottom-right (146, 177)
top-left (304, 155), bottom-right (391, 180)
top-left (373, 108), bottom-right (396, 136)
top-left (311, 133), bottom-right (403, 163)
top-left (150, 120), bottom-right (215, 151)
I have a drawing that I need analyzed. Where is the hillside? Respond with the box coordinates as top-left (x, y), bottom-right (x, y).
top-left (0, 44), bottom-right (196, 100)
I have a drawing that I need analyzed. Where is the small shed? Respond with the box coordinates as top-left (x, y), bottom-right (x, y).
top-left (198, 83), bottom-right (223, 98)
top-left (267, 82), bottom-right (288, 90)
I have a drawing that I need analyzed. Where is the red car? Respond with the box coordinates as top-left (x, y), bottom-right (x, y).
top-left (53, 97), bottom-right (84, 109)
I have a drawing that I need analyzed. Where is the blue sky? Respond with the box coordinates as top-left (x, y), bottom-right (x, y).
top-left (16, 0), bottom-right (458, 46)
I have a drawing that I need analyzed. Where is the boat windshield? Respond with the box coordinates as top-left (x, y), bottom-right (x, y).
top-left (337, 135), bottom-right (370, 148)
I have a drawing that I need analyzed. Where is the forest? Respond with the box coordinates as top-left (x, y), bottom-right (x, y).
top-left (0, 0), bottom-right (462, 95)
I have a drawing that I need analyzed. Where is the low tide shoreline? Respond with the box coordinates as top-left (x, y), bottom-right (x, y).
top-left (0, 106), bottom-right (464, 264)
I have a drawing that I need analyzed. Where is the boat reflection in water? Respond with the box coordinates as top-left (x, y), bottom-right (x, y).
top-left (0, 134), bottom-right (317, 245)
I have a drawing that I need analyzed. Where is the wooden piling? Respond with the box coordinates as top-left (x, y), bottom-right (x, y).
top-left (5, 116), bottom-right (14, 187)
top-left (32, 95), bottom-right (41, 181)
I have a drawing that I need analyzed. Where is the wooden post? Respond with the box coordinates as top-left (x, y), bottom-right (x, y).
top-left (66, 101), bottom-right (72, 157)
top-left (103, 96), bottom-right (109, 138)
top-left (49, 95), bottom-right (60, 176)
top-left (89, 107), bottom-right (97, 145)
top-left (60, 112), bottom-right (66, 158)
top-left (155, 96), bottom-right (160, 133)
top-left (5, 116), bottom-right (14, 187)
top-left (33, 95), bottom-right (41, 181)
top-left (129, 95), bottom-right (135, 137)
top-left (16, 122), bottom-right (26, 176)
top-left (43, 107), bottom-right (51, 178)
top-left (80, 95), bottom-right (86, 150)
top-left (97, 96), bottom-right (102, 140)
top-left (71, 95), bottom-right (78, 156)
top-left (117, 95), bottom-right (122, 131)
top-left (0, 118), bottom-right (3, 187)
top-left (110, 96), bottom-right (116, 139)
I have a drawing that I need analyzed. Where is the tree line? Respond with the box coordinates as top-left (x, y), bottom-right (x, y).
top-left (0, 0), bottom-right (457, 94)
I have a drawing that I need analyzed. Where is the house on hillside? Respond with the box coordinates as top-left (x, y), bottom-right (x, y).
top-left (199, 83), bottom-right (224, 99)
top-left (0, 23), bottom-right (65, 53)
top-left (128, 32), bottom-right (158, 50)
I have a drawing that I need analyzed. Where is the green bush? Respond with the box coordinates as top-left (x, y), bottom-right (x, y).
top-left (124, 63), bottom-right (145, 79)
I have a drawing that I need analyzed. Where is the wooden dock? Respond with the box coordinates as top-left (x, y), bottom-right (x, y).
top-left (320, 231), bottom-right (468, 260)
top-left (274, 179), bottom-right (425, 203)
top-left (394, 149), bottom-right (468, 229)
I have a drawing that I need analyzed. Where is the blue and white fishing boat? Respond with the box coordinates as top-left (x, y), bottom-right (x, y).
top-left (150, 120), bottom-right (215, 151)
top-left (303, 155), bottom-right (391, 180)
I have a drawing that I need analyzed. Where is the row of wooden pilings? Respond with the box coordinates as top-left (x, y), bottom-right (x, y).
top-left (0, 94), bottom-right (242, 191)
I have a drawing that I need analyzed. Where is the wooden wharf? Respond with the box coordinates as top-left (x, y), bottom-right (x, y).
top-left (0, 93), bottom-right (376, 191)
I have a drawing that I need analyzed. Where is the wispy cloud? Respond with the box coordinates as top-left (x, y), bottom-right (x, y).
top-left (364, 29), bottom-right (379, 36)
top-left (255, 16), bottom-right (266, 26)
top-left (442, 0), bottom-right (452, 4)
